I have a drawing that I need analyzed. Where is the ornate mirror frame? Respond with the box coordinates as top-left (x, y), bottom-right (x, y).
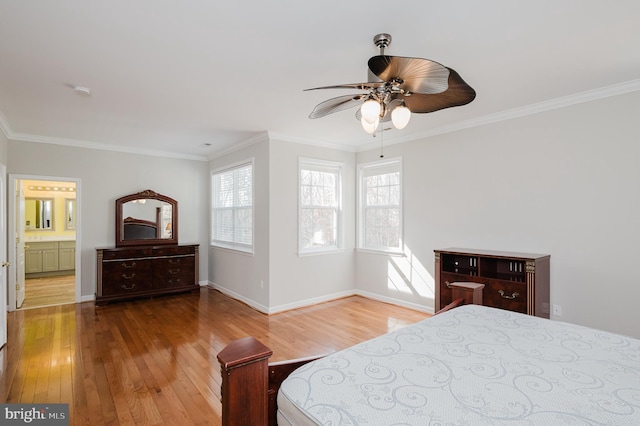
top-left (115, 189), bottom-right (178, 247)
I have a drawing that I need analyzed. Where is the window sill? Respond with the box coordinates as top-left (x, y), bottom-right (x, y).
top-left (356, 248), bottom-right (405, 257)
top-left (210, 243), bottom-right (254, 256)
top-left (298, 248), bottom-right (344, 257)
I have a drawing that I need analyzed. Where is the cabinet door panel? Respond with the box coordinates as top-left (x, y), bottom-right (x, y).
top-left (25, 250), bottom-right (43, 273)
top-left (42, 250), bottom-right (59, 272)
top-left (59, 248), bottom-right (75, 270)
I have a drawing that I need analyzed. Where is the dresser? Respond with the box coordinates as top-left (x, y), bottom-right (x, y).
top-left (434, 248), bottom-right (550, 318)
top-left (96, 244), bottom-right (199, 305)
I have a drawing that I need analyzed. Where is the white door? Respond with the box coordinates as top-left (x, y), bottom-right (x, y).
top-left (0, 164), bottom-right (8, 348)
top-left (15, 180), bottom-right (25, 308)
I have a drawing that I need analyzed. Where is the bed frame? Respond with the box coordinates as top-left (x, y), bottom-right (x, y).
top-left (217, 283), bottom-right (482, 426)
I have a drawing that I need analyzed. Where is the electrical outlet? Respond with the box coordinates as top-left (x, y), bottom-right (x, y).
top-left (552, 304), bottom-right (562, 316)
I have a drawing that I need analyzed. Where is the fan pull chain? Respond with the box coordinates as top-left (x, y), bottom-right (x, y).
top-left (379, 123), bottom-right (384, 158)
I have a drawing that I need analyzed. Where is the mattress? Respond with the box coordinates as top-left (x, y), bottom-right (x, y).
top-left (277, 304), bottom-right (640, 425)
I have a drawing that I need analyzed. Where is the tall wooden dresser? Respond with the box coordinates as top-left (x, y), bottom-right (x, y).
top-left (96, 244), bottom-right (199, 305)
top-left (434, 248), bottom-right (550, 318)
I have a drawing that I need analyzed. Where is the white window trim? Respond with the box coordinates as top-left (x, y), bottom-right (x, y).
top-left (357, 156), bottom-right (403, 255)
top-left (298, 157), bottom-right (344, 256)
top-left (210, 158), bottom-right (255, 254)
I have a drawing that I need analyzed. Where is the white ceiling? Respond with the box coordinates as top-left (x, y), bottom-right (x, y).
top-left (1, 1), bottom-right (639, 161)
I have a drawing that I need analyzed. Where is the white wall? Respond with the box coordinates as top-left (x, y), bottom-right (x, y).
top-left (356, 90), bottom-right (640, 338)
top-left (267, 139), bottom-right (356, 311)
top-left (209, 136), bottom-right (357, 313)
top-left (208, 136), bottom-right (271, 310)
top-left (0, 130), bottom-right (8, 164)
top-left (8, 141), bottom-right (210, 299)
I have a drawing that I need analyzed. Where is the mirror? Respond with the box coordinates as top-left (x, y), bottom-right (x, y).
top-left (115, 189), bottom-right (178, 247)
top-left (25, 198), bottom-right (54, 231)
top-left (65, 199), bottom-right (77, 230)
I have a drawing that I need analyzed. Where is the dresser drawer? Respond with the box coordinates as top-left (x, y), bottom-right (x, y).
top-left (152, 245), bottom-right (196, 256)
top-left (101, 248), bottom-right (152, 260)
top-left (438, 272), bottom-right (476, 307)
top-left (101, 260), bottom-right (152, 296)
top-left (152, 256), bottom-right (195, 289)
top-left (482, 279), bottom-right (527, 314)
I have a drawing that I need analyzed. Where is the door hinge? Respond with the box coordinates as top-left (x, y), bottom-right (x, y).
top-left (16, 284), bottom-right (20, 290)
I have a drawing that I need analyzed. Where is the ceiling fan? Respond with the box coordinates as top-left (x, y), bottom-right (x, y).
top-left (305, 33), bottom-right (476, 135)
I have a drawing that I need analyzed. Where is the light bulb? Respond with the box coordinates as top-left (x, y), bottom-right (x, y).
top-left (360, 99), bottom-right (381, 124)
top-left (361, 116), bottom-right (379, 134)
top-left (391, 105), bottom-right (411, 129)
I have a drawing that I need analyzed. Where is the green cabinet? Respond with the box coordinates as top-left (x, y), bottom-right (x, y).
top-left (58, 241), bottom-right (76, 271)
top-left (25, 241), bottom-right (75, 276)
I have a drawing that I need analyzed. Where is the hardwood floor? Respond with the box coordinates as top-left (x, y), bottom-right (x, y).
top-left (0, 287), bottom-right (429, 425)
top-left (21, 275), bottom-right (76, 310)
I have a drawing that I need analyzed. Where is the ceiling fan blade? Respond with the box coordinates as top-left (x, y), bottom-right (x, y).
top-left (309, 94), bottom-right (366, 119)
top-left (304, 82), bottom-right (386, 91)
top-left (403, 67), bottom-right (476, 113)
top-left (368, 55), bottom-right (449, 94)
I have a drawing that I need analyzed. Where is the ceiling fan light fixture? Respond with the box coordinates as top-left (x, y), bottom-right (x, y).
top-left (360, 98), bottom-right (381, 124)
top-left (391, 104), bottom-right (411, 130)
top-left (361, 115), bottom-right (379, 134)
top-left (304, 33), bottom-right (475, 137)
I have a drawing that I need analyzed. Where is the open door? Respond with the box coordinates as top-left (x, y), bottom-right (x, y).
top-left (15, 179), bottom-right (25, 308)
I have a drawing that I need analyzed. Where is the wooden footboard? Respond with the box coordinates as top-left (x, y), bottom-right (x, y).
top-left (217, 298), bottom-right (466, 426)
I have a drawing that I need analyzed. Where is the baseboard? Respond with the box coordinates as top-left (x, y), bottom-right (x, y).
top-left (80, 294), bottom-right (95, 303)
top-left (208, 282), bottom-right (270, 313)
top-left (267, 290), bottom-right (357, 314)
top-left (354, 289), bottom-right (435, 314)
top-left (208, 281), bottom-right (435, 315)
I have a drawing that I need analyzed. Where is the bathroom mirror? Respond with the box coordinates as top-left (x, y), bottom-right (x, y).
top-left (115, 189), bottom-right (178, 247)
top-left (25, 198), bottom-right (54, 231)
top-left (65, 199), bottom-right (77, 230)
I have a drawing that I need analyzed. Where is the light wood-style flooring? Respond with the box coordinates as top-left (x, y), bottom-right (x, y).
top-left (0, 287), bottom-right (429, 425)
top-left (21, 275), bottom-right (75, 310)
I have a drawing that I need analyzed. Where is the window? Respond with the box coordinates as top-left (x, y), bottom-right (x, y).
top-left (358, 157), bottom-right (402, 253)
top-left (299, 158), bottom-right (342, 254)
top-left (211, 160), bottom-right (253, 252)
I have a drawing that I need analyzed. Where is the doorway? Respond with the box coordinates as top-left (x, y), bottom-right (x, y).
top-left (8, 175), bottom-right (81, 311)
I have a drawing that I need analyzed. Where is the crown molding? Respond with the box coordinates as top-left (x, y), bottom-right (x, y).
top-left (2, 79), bottom-right (638, 159)
top-left (267, 131), bottom-right (358, 152)
top-left (206, 131), bottom-right (271, 160)
top-left (0, 110), bottom-right (12, 140)
top-left (357, 78), bottom-right (640, 152)
top-left (5, 129), bottom-right (208, 161)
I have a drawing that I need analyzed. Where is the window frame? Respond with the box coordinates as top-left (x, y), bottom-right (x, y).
top-left (357, 157), bottom-right (403, 255)
top-left (210, 159), bottom-right (254, 254)
top-left (298, 157), bottom-right (344, 256)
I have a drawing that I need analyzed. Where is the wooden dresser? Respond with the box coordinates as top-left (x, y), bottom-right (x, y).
top-left (96, 244), bottom-right (199, 305)
top-left (434, 248), bottom-right (550, 318)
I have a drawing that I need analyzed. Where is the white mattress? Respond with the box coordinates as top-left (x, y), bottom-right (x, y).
top-left (278, 304), bottom-right (640, 425)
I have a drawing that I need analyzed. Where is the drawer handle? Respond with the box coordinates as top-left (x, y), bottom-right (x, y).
top-left (168, 268), bottom-right (181, 275)
top-left (121, 273), bottom-right (136, 280)
top-left (121, 283), bottom-right (136, 291)
top-left (168, 259), bottom-right (181, 265)
top-left (168, 279), bottom-right (182, 285)
top-left (445, 281), bottom-right (452, 289)
top-left (121, 262), bottom-right (136, 268)
top-left (498, 290), bottom-right (519, 300)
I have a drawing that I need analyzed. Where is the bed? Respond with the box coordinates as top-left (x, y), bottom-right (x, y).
top-left (122, 216), bottom-right (158, 239)
top-left (218, 300), bottom-right (640, 425)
